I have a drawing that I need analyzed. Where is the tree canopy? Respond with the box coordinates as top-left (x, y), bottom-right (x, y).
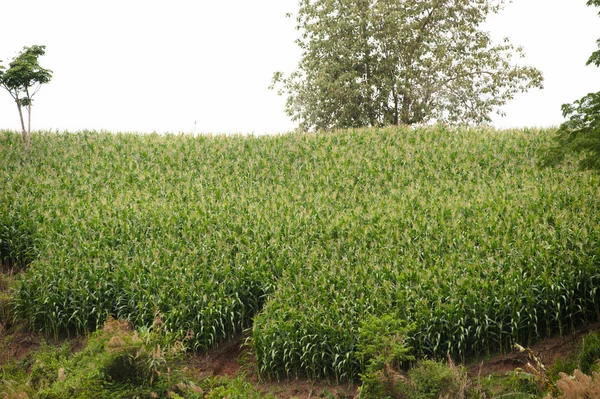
top-left (0, 45), bottom-right (52, 149)
top-left (541, 0), bottom-right (600, 171)
top-left (587, 0), bottom-right (600, 67)
top-left (272, 0), bottom-right (543, 131)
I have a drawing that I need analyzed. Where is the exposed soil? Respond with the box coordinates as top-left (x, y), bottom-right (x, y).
top-left (467, 321), bottom-right (600, 376)
top-left (0, 326), bottom-right (87, 370)
top-left (188, 334), bottom-right (245, 378)
top-left (0, 327), bottom-right (41, 366)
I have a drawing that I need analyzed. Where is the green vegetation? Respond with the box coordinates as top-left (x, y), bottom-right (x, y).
top-left (360, 356), bottom-right (479, 399)
top-left (541, 0), bottom-right (600, 171)
top-left (356, 315), bottom-right (414, 397)
top-left (485, 332), bottom-right (600, 399)
top-left (0, 318), bottom-right (271, 398)
top-left (577, 332), bottom-right (600, 375)
top-left (1, 126), bottom-right (599, 383)
top-left (539, 331), bottom-right (600, 385)
top-left (271, 0), bottom-right (542, 130)
top-left (0, 45), bottom-right (52, 150)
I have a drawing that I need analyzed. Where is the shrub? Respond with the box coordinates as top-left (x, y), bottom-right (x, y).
top-left (356, 315), bottom-right (414, 398)
top-left (408, 360), bottom-right (460, 399)
top-left (578, 331), bottom-right (600, 374)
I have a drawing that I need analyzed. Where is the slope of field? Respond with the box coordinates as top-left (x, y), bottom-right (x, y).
top-left (0, 127), bottom-right (598, 381)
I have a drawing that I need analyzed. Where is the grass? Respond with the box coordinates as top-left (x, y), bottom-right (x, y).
top-left (0, 126), bottom-right (599, 381)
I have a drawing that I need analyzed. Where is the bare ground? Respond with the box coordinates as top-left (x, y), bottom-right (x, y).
top-left (467, 322), bottom-right (600, 376)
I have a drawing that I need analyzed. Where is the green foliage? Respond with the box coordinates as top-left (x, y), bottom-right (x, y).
top-left (0, 45), bottom-right (52, 94)
top-left (0, 318), bottom-right (267, 399)
top-left (408, 360), bottom-right (461, 399)
top-left (272, 0), bottom-right (543, 130)
top-left (360, 358), bottom-right (477, 399)
top-left (357, 315), bottom-right (414, 372)
top-left (548, 357), bottom-right (578, 384)
top-left (587, 41), bottom-right (600, 68)
top-left (35, 318), bottom-right (172, 398)
top-left (541, 0), bottom-right (600, 171)
top-left (28, 341), bottom-right (73, 391)
top-left (356, 315), bottom-right (414, 398)
top-left (541, 92), bottom-right (600, 170)
top-left (204, 376), bottom-right (276, 399)
top-left (1, 127), bottom-right (599, 381)
top-left (587, 0), bottom-right (600, 68)
top-left (501, 370), bottom-right (542, 397)
top-left (0, 201), bottom-right (38, 269)
top-left (0, 45), bottom-right (52, 148)
top-left (578, 331), bottom-right (600, 374)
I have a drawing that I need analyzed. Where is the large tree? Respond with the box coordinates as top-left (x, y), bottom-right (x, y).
top-left (588, 0), bottom-right (600, 66)
top-left (0, 45), bottom-right (52, 149)
top-left (541, 0), bottom-right (600, 171)
top-left (271, 0), bottom-right (543, 131)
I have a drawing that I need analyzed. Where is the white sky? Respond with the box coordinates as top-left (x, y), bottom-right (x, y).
top-left (0, 0), bottom-right (599, 134)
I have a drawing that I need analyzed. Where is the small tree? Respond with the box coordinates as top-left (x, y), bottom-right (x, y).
top-left (541, 0), bottom-right (600, 171)
top-left (0, 45), bottom-right (52, 149)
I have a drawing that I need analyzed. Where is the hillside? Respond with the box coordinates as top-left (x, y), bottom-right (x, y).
top-left (1, 126), bottom-right (599, 382)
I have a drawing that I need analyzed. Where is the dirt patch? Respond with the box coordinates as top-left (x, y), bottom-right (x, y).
top-left (0, 328), bottom-right (40, 366)
top-left (188, 335), bottom-right (245, 378)
top-left (467, 322), bottom-right (600, 376)
top-left (0, 326), bottom-right (87, 369)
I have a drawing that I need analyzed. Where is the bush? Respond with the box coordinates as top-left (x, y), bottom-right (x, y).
top-left (548, 357), bottom-right (578, 383)
top-left (578, 331), bottom-right (600, 374)
top-left (1, 318), bottom-right (173, 398)
top-left (205, 376), bottom-right (274, 399)
top-left (357, 315), bottom-right (414, 399)
top-left (359, 358), bottom-right (476, 399)
top-left (408, 360), bottom-right (460, 399)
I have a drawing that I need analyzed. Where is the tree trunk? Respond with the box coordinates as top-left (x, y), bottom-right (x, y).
top-left (393, 88), bottom-right (399, 125)
top-left (401, 94), bottom-right (410, 125)
top-left (27, 104), bottom-right (32, 149)
top-left (15, 99), bottom-right (27, 148)
top-left (25, 88), bottom-right (32, 150)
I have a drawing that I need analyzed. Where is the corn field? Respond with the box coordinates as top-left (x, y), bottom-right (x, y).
top-left (0, 126), bottom-right (598, 381)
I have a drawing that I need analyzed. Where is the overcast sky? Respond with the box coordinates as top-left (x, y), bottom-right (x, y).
top-left (1, 1), bottom-right (599, 134)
